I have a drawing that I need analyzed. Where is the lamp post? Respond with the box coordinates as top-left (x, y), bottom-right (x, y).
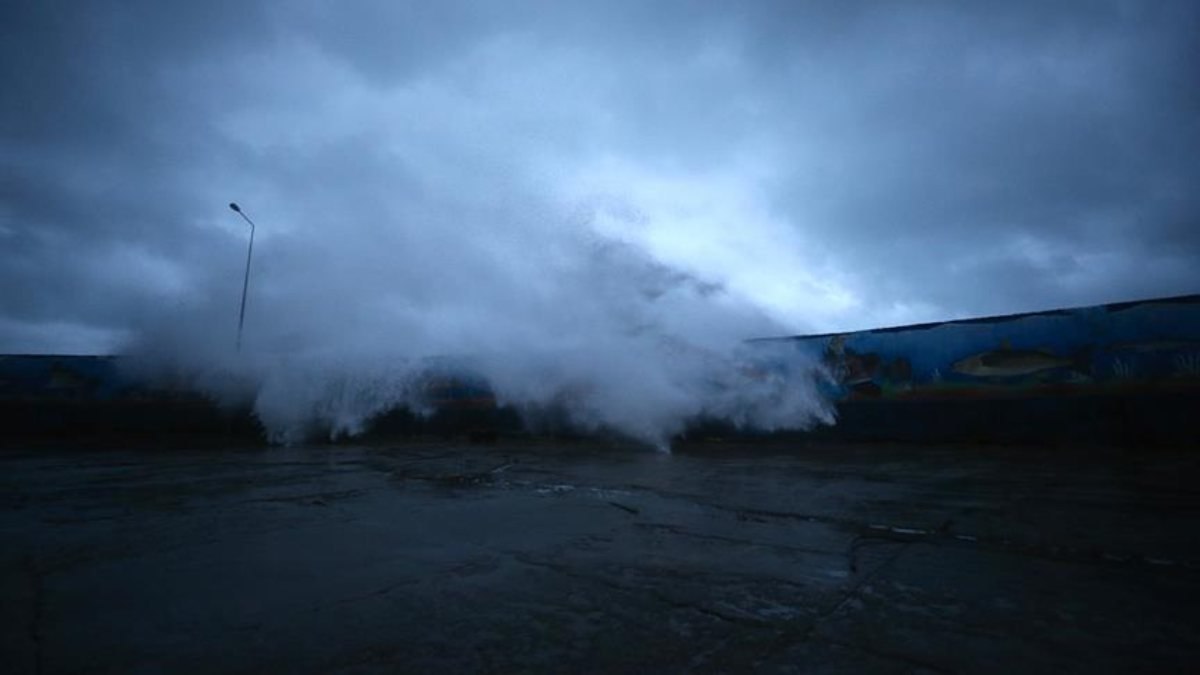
top-left (228, 202), bottom-right (256, 351)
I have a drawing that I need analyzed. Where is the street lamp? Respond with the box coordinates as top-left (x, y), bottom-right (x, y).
top-left (228, 202), bottom-right (256, 351)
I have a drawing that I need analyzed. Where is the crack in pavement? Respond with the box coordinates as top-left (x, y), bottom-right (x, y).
top-left (539, 480), bottom-right (1200, 573)
top-left (809, 634), bottom-right (957, 675)
top-left (751, 535), bottom-right (915, 670)
top-left (510, 553), bottom-right (773, 629)
top-left (508, 545), bottom-right (955, 673)
top-left (308, 579), bottom-right (419, 614)
top-left (235, 488), bottom-right (367, 507)
top-left (634, 522), bottom-right (842, 558)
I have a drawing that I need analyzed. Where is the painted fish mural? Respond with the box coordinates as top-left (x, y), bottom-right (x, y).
top-left (951, 345), bottom-right (1085, 378)
top-left (763, 294), bottom-right (1200, 402)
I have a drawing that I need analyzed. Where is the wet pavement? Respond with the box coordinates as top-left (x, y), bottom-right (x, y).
top-left (2, 441), bottom-right (1198, 673)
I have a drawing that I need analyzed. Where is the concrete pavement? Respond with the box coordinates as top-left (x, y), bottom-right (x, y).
top-left (2, 441), bottom-right (1197, 673)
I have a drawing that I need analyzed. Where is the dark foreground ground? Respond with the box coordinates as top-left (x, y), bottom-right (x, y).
top-left (2, 441), bottom-right (1198, 674)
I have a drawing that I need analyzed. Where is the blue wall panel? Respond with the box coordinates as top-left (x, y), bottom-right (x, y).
top-left (761, 295), bottom-right (1200, 403)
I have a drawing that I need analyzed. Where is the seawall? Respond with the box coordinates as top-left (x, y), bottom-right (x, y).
top-left (3, 294), bottom-right (1198, 446)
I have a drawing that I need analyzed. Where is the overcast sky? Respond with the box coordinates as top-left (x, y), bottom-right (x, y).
top-left (3, 0), bottom-right (1198, 354)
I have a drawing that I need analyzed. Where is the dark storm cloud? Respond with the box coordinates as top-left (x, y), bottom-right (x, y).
top-left (2, 0), bottom-right (1198, 354)
top-left (755, 1), bottom-right (1200, 317)
top-left (2, 0), bottom-right (270, 348)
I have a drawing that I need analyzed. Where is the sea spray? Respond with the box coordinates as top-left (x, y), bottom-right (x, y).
top-left (121, 196), bottom-right (836, 447)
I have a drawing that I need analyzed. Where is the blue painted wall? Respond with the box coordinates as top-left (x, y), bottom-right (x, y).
top-left (756, 294), bottom-right (1200, 403)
